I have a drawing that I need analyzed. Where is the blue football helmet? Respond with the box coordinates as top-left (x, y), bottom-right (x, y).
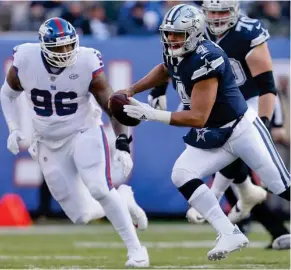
top-left (39, 17), bottom-right (79, 68)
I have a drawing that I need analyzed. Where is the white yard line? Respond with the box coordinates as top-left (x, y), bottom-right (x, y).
top-left (153, 265), bottom-right (268, 269)
top-left (74, 240), bottom-right (268, 249)
top-left (0, 223), bottom-right (275, 235)
top-left (0, 255), bottom-right (107, 260)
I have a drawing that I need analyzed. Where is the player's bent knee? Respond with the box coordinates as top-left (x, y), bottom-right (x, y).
top-left (74, 213), bottom-right (92, 225)
top-left (42, 168), bottom-right (69, 201)
top-left (178, 178), bottom-right (204, 201)
top-left (220, 158), bottom-right (248, 181)
top-left (88, 183), bottom-right (110, 201)
top-left (171, 167), bottom-right (199, 188)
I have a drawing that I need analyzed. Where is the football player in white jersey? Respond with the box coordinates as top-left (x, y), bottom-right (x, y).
top-left (0, 17), bottom-right (149, 268)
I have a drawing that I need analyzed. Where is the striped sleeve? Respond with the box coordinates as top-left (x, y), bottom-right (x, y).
top-left (89, 49), bottom-right (104, 79)
top-left (191, 53), bottom-right (225, 84)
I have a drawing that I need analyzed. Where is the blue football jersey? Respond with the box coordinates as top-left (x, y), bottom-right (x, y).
top-left (205, 15), bottom-right (270, 100)
top-left (163, 39), bottom-right (247, 128)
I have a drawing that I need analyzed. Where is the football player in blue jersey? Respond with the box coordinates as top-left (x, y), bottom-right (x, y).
top-left (148, 1), bottom-right (289, 233)
top-left (119, 4), bottom-right (290, 260)
top-left (184, 0), bottom-right (289, 233)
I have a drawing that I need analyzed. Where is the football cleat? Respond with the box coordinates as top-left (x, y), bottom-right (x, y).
top-left (228, 184), bottom-right (267, 223)
top-left (272, 234), bottom-right (291, 250)
top-left (207, 225), bottom-right (249, 261)
top-left (186, 207), bottom-right (205, 224)
top-left (117, 185), bottom-right (148, 230)
top-left (125, 246), bottom-right (149, 268)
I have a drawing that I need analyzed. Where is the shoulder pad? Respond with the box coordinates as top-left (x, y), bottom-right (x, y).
top-left (235, 16), bottom-right (270, 48)
top-left (191, 41), bottom-right (225, 81)
top-left (79, 47), bottom-right (104, 78)
top-left (12, 43), bottom-right (39, 68)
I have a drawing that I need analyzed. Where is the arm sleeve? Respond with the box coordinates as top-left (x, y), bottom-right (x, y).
top-left (89, 49), bottom-right (105, 79)
top-left (191, 52), bottom-right (225, 84)
top-left (240, 18), bottom-right (270, 56)
top-left (0, 80), bottom-right (22, 132)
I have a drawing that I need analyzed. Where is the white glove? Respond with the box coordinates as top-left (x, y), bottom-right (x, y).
top-left (124, 97), bottom-right (171, 124)
top-left (148, 94), bottom-right (167, 111)
top-left (113, 150), bottom-right (133, 179)
top-left (7, 129), bottom-right (25, 155)
top-left (186, 207), bottom-right (205, 224)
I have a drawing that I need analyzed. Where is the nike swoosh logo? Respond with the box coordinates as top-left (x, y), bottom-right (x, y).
top-left (200, 53), bottom-right (210, 60)
top-left (256, 23), bottom-right (261, 29)
top-left (133, 260), bottom-right (147, 263)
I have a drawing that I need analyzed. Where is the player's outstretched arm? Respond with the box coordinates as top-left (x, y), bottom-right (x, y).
top-left (89, 70), bottom-right (129, 136)
top-left (126, 63), bottom-right (169, 97)
top-left (124, 77), bottom-right (218, 128)
top-left (0, 65), bottom-right (25, 155)
top-left (246, 42), bottom-right (276, 128)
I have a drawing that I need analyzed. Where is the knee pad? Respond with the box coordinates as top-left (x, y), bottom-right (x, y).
top-left (88, 181), bottom-right (110, 201)
top-left (278, 186), bottom-right (290, 201)
top-left (220, 158), bottom-right (248, 182)
top-left (178, 179), bottom-right (204, 201)
top-left (171, 167), bottom-right (199, 188)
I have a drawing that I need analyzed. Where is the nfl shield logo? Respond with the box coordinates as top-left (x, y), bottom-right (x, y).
top-left (50, 76), bottom-right (56, 81)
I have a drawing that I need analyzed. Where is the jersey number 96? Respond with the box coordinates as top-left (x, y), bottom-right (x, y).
top-left (31, 89), bottom-right (78, 117)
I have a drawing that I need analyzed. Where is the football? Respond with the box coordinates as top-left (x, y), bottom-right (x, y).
top-left (109, 93), bottom-right (141, 126)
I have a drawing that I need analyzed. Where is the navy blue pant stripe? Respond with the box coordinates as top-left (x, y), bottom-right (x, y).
top-left (254, 119), bottom-right (289, 188)
top-left (256, 118), bottom-right (290, 179)
top-left (254, 118), bottom-right (290, 185)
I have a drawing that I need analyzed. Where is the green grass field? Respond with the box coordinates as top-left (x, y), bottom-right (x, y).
top-left (0, 222), bottom-right (289, 269)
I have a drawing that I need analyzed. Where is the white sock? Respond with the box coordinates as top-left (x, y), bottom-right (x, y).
top-left (211, 172), bottom-right (233, 202)
top-left (90, 200), bottom-right (106, 220)
top-left (98, 188), bottom-right (141, 253)
top-left (234, 176), bottom-right (253, 199)
top-left (188, 184), bottom-right (235, 234)
top-left (89, 185), bottom-right (135, 222)
top-left (117, 184), bottom-right (134, 208)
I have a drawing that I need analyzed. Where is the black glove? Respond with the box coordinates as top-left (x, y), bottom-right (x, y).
top-left (149, 82), bottom-right (168, 98)
top-left (115, 134), bottom-right (132, 154)
top-left (260, 116), bottom-right (271, 130)
top-left (148, 82), bottom-right (168, 110)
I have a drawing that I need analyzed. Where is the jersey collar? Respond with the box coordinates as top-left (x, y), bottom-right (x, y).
top-left (40, 52), bottom-right (66, 75)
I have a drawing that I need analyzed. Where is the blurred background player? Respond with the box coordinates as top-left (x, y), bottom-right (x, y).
top-left (0, 17), bottom-right (149, 267)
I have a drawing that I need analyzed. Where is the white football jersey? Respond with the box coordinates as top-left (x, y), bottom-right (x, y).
top-left (13, 43), bottom-right (104, 141)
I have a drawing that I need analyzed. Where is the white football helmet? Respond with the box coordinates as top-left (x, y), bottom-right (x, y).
top-left (39, 17), bottom-right (79, 68)
top-left (202, 0), bottom-right (240, 35)
top-left (159, 4), bottom-right (205, 57)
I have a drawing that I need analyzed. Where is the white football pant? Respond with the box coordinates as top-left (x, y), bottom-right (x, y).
top-left (172, 108), bottom-right (290, 195)
top-left (37, 126), bottom-right (126, 224)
